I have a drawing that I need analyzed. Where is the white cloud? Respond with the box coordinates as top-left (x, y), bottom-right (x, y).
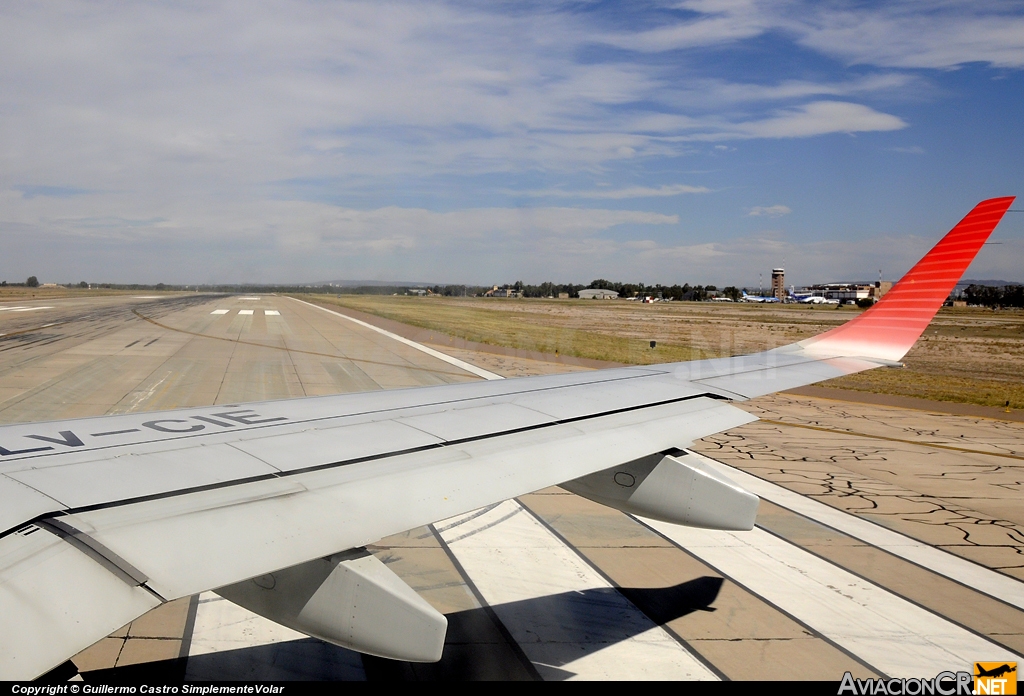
top-left (748, 205), bottom-right (791, 217)
top-left (522, 184), bottom-right (711, 199)
top-left (602, 0), bottom-right (771, 52)
top-left (0, 2), bottom-right (922, 196)
top-left (602, 1), bottom-right (1024, 70)
top-left (794, 3), bottom-right (1024, 70)
top-left (0, 2), bottom-right (1019, 284)
top-left (3, 185), bottom-right (1020, 288)
top-left (653, 101), bottom-right (907, 141)
top-left (729, 101), bottom-right (908, 139)
top-left (1, 186), bottom-right (678, 251)
top-left (661, 74), bottom-right (918, 110)
top-left (889, 146), bottom-right (925, 154)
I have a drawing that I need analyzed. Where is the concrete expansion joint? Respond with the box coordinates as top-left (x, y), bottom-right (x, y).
top-left (694, 637), bottom-right (809, 642)
top-left (124, 636), bottom-right (182, 641)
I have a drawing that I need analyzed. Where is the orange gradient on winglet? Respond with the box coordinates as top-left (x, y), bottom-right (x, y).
top-left (801, 196), bottom-right (1016, 363)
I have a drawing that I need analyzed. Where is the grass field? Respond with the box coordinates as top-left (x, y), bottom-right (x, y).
top-left (307, 294), bottom-right (1024, 409)
top-left (0, 286), bottom-right (135, 301)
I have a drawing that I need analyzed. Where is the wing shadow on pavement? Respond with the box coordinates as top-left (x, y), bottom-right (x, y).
top-left (77, 576), bottom-right (723, 682)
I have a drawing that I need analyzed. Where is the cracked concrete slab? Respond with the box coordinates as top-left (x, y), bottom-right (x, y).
top-left (694, 394), bottom-right (1024, 580)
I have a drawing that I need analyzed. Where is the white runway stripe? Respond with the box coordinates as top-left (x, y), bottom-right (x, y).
top-left (643, 519), bottom-right (1022, 677)
top-left (11, 306), bottom-right (52, 312)
top-left (687, 450), bottom-right (1024, 612)
top-left (189, 591), bottom-right (307, 657)
top-left (238, 310), bottom-right (254, 315)
top-left (291, 297), bottom-right (503, 381)
top-left (0, 307), bottom-right (27, 312)
top-left (210, 309), bottom-right (229, 315)
top-left (437, 500), bottom-right (718, 681)
top-left (186, 592), bottom-right (367, 680)
top-left (264, 310), bottom-right (280, 316)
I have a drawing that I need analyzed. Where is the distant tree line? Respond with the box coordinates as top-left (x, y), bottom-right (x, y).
top-left (962, 284), bottom-right (1024, 308)
top-left (500, 279), bottom-right (725, 300)
top-left (0, 277), bottom-right (40, 287)
top-left (426, 284), bottom-right (485, 296)
top-left (575, 279), bottom-right (720, 301)
top-left (0, 278), bottom-right (747, 301)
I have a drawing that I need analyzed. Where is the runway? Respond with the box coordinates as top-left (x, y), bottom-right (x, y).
top-left (1, 293), bottom-right (1021, 681)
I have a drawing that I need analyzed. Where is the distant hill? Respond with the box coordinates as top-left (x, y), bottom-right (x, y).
top-left (957, 279), bottom-right (1023, 288)
top-left (314, 279), bottom-right (435, 287)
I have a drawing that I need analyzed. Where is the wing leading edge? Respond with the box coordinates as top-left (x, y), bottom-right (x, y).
top-left (0, 197), bottom-right (1014, 679)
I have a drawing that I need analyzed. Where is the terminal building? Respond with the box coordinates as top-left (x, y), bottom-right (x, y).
top-left (802, 281), bottom-right (892, 302)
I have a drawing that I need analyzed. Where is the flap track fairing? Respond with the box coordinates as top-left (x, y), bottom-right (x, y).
top-left (216, 548), bottom-right (447, 662)
top-left (563, 451), bottom-right (759, 531)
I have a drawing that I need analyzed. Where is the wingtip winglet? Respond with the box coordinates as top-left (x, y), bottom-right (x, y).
top-left (802, 196), bottom-right (1016, 362)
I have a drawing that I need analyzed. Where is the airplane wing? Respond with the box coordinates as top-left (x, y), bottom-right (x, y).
top-left (0, 197), bottom-right (1014, 679)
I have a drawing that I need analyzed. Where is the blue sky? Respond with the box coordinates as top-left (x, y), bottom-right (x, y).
top-left (1, 1), bottom-right (1023, 286)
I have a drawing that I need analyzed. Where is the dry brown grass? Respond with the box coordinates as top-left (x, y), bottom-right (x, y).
top-left (0, 286), bottom-right (132, 301)
top-left (308, 294), bottom-right (1024, 409)
top-left (311, 295), bottom-right (713, 363)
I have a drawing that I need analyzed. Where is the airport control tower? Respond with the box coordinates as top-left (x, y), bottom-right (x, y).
top-left (771, 268), bottom-right (785, 300)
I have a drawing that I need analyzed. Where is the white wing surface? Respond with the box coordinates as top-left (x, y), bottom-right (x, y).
top-left (0, 197), bottom-right (1014, 679)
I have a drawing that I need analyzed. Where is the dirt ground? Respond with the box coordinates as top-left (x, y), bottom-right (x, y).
top-left (310, 294), bottom-right (1024, 409)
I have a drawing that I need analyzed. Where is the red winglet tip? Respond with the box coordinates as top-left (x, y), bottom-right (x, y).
top-left (803, 197), bottom-right (1015, 362)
